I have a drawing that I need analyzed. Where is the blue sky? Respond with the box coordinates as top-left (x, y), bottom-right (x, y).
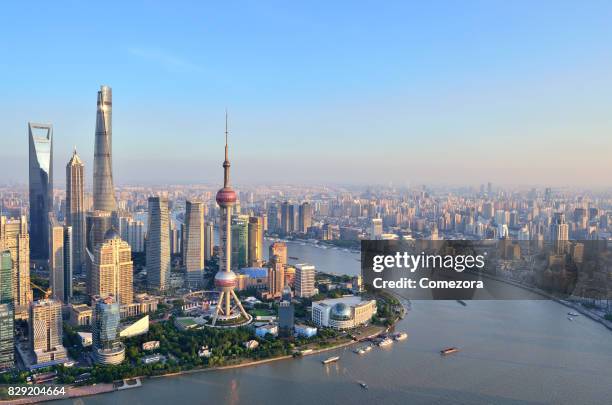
top-left (1, 1), bottom-right (611, 187)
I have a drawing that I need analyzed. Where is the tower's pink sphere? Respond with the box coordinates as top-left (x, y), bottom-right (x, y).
top-left (216, 187), bottom-right (237, 205)
top-left (215, 270), bottom-right (237, 288)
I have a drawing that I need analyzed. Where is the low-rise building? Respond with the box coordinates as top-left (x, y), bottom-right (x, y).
top-left (255, 323), bottom-right (278, 338)
top-left (68, 304), bottom-right (93, 327)
top-left (295, 324), bottom-right (317, 338)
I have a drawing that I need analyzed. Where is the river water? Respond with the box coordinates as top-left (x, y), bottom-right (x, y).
top-left (62, 240), bottom-right (612, 405)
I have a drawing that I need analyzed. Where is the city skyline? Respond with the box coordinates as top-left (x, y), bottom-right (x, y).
top-left (1, 2), bottom-right (612, 187)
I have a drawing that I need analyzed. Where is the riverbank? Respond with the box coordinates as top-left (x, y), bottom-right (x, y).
top-left (15, 324), bottom-right (388, 404)
top-left (477, 271), bottom-right (612, 332)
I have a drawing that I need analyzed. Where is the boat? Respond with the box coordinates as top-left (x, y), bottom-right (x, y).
top-left (322, 356), bottom-right (340, 364)
top-left (354, 345), bottom-right (372, 355)
top-left (393, 332), bottom-right (408, 341)
top-left (567, 317), bottom-right (574, 321)
top-left (378, 337), bottom-right (393, 347)
top-left (358, 381), bottom-right (368, 389)
top-left (440, 347), bottom-right (459, 355)
top-left (568, 312), bottom-right (580, 317)
top-left (456, 300), bottom-right (467, 306)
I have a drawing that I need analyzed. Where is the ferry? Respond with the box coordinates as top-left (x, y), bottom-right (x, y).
top-left (393, 332), bottom-right (408, 341)
top-left (378, 337), bottom-right (393, 347)
top-left (322, 356), bottom-right (340, 364)
top-left (568, 312), bottom-right (580, 317)
top-left (440, 347), bottom-right (459, 355)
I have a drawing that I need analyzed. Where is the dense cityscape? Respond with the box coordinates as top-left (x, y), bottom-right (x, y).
top-left (0, 84), bottom-right (610, 402)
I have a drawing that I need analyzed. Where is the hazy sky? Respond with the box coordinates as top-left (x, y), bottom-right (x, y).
top-left (1, 1), bottom-right (611, 187)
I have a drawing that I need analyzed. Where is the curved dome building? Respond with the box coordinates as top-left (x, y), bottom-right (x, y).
top-left (312, 297), bottom-right (377, 330)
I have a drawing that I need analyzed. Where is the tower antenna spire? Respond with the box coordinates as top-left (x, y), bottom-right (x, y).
top-left (223, 109), bottom-right (231, 187)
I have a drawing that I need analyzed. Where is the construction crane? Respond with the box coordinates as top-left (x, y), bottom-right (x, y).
top-left (30, 280), bottom-right (51, 299)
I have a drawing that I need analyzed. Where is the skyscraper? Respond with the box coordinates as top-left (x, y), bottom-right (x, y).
top-left (28, 122), bottom-right (53, 262)
top-left (66, 149), bottom-right (85, 274)
top-left (29, 299), bottom-right (67, 364)
top-left (280, 201), bottom-right (295, 236)
top-left (298, 202), bottom-right (312, 234)
top-left (268, 257), bottom-right (285, 298)
top-left (49, 219), bottom-right (72, 303)
top-left (268, 241), bottom-right (287, 267)
top-left (147, 197), bottom-right (170, 291)
top-left (278, 285), bottom-right (294, 338)
top-left (91, 229), bottom-right (133, 305)
top-left (231, 215), bottom-right (249, 270)
top-left (551, 212), bottom-right (569, 254)
top-left (183, 201), bottom-right (205, 287)
top-left (93, 85), bottom-right (116, 213)
top-left (0, 216), bottom-right (32, 313)
top-left (92, 295), bottom-right (125, 365)
top-left (211, 114), bottom-right (250, 326)
top-left (0, 251), bottom-right (14, 370)
top-left (204, 223), bottom-right (214, 262)
top-left (248, 216), bottom-right (263, 267)
top-left (267, 203), bottom-right (279, 235)
top-left (295, 263), bottom-right (316, 298)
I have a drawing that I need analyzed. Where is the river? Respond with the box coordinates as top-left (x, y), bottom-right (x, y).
top-left (61, 240), bottom-right (612, 405)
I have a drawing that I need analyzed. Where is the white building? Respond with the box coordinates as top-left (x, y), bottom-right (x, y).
top-left (295, 324), bottom-right (317, 338)
top-left (295, 263), bottom-right (315, 298)
top-left (311, 296), bottom-right (376, 330)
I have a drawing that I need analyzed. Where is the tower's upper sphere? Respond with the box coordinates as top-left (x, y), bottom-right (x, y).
top-left (214, 270), bottom-right (237, 288)
top-left (216, 187), bottom-right (237, 206)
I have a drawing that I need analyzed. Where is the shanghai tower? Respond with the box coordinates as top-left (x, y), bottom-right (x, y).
top-left (93, 85), bottom-right (116, 212)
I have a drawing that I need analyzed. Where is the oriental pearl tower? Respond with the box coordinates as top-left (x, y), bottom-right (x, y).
top-left (211, 113), bottom-right (251, 326)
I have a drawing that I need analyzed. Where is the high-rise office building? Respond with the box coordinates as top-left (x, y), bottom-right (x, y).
top-left (0, 216), bottom-right (32, 312)
top-left (147, 197), bottom-right (171, 291)
top-left (231, 215), bottom-right (249, 270)
top-left (170, 224), bottom-right (181, 255)
top-left (280, 201), bottom-right (295, 236)
top-left (92, 295), bottom-right (125, 365)
top-left (298, 202), bottom-right (312, 234)
top-left (120, 218), bottom-right (144, 253)
top-left (211, 114), bottom-right (250, 326)
top-left (0, 304), bottom-right (13, 370)
top-left (28, 122), bottom-right (53, 262)
top-left (183, 201), bottom-right (205, 287)
top-left (295, 263), bottom-right (316, 298)
top-left (267, 203), bottom-right (279, 234)
top-left (278, 285), bottom-right (294, 338)
top-left (66, 149), bottom-right (86, 274)
top-left (551, 212), bottom-right (569, 254)
top-left (0, 252), bottom-right (12, 303)
top-left (268, 242), bottom-right (287, 267)
top-left (49, 219), bottom-right (72, 303)
top-left (268, 257), bottom-right (285, 298)
top-left (204, 223), bottom-right (214, 262)
top-left (29, 299), bottom-right (67, 364)
top-left (0, 252), bottom-right (14, 370)
top-left (248, 216), bottom-right (263, 267)
top-left (91, 229), bottom-right (133, 305)
top-left (93, 85), bottom-right (116, 213)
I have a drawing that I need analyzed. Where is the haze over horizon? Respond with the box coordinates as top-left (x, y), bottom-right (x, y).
top-left (1, 1), bottom-right (611, 187)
